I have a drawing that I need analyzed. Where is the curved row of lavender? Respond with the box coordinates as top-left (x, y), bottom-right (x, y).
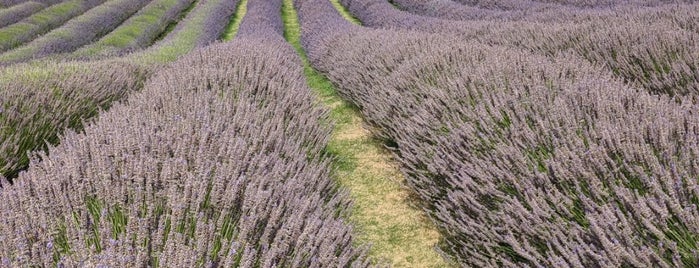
top-left (153, 0), bottom-right (236, 48)
top-left (0, 0), bottom-right (370, 265)
top-left (0, 61), bottom-right (150, 180)
top-left (0, 0), bottom-right (104, 52)
top-left (74, 0), bottom-right (196, 58)
top-left (340, 0), bottom-right (699, 98)
top-left (0, 1), bottom-right (45, 28)
top-left (0, 0), bottom-right (240, 181)
top-left (124, 0), bottom-right (238, 63)
top-left (0, 0), bottom-right (59, 8)
top-left (296, 0), bottom-right (699, 266)
top-left (0, 0), bottom-right (152, 64)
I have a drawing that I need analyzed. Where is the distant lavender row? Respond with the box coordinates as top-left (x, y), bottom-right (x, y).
top-left (235, 0), bottom-right (284, 40)
top-left (479, 10), bottom-right (699, 98)
top-left (158, 0), bottom-right (235, 47)
top-left (0, 0), bottom-right (103, 52)
top-left (0, 1), bottom-right (44, 28)
top-left (74, 0), bottom-right (196, 57)
top-left (0, 61), bottom-right (149, 179)
top-left (0, 0), bottom-right (151, 64)
top-left (451, 0), bottom-right (553, 11)
top-left (0, 36), bottom-right (369, 266)
top-left (296, 0), bottom-right (699, 266)
top-left (338, 0), bottom-right (699, 98)
top-left (389, 0), bottom-right (634, 22)
top-left (131, 0), bottom-right (238, 63)
top-left (0, 0), bottom-right (59, 7)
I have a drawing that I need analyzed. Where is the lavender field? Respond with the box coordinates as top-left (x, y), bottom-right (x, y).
top-left (0, 0), bottom-right (698, 266)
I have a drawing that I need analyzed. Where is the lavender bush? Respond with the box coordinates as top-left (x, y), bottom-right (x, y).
top-left (0, 61), bottom-right (149, 179)
top-left (0, 1), bottom-right (45, 28)
top-left (296, 0), bottom-right (699, 266)
top-left (0, 0), bottom-right (104, 52)
top-left (0, 37), bottom-right (370, 267)
top-left (0, 0), bottom-right (151, 63)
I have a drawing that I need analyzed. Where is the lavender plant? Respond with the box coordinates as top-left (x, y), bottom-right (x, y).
top-left (0, 38), bottom-right (370, 267)
top-left (0, 0), bottom-right (152, 64)
top-left (296, 0), bottom-right (699, 266)
top-left (73, 0), bottom-right (195, 57)
top-left (0, 1), bottom-right (45, 28)
top-left (0, 0), bottom-right (104, 52)
top-left (337, 0), bottom-right (699, 98)
top-left (129, 0), bottom-right (238, 63)
top-left (0, 61), bottom-right (149, 179)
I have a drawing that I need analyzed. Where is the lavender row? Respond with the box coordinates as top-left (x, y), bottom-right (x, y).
top-left (0, 0), bottom-right (104, 52)
top-left (296, 0), bottom-right (699, 266)
top-left (0, 0), bottom-right (240, 180)
top-left (0, 61), bottom-right (150, 180)
top-left (0, 0), bottom-right (152, 64)
top-left (479, 9), bottom-right (699, 98)
top-left (0, 0), bottom-right (56, 8)
top-left (235, 0), bottom-right (285, 40)
top-left (132, 0), bottom-right (238, 63)
top-left (0, 1), bottom-right (44, 28)
top-left (74, 0), bottom-right (196, 58)
top-left (0, 36), bottom-right (369, 266)
top-left (338, 0), bottom-right (699, 98)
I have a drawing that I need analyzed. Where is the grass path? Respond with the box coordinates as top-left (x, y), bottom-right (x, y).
top-left (220, 0), bottom-right (247, 41)
top-left (282, 0), bottom-right (450, 266)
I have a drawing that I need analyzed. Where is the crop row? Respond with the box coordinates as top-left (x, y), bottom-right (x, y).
top-left (297, 0), bottom-right (699, 266)
top-left (0, 1), bottom-right (45, 28)
top-left (0, 0), bottom-right (240, 180)
top-left (0, 0), bottom-right (104, 52)
top-left (130, 0), bottom-right (238, 63)
top-left (0, 0), bottom-right (152, 64)
top-left (340, 0), bottom-right (699, 99)
top-left (74, 0), bottom-right (195, 58)
top-left (0, 0), bottom-right (369, 265)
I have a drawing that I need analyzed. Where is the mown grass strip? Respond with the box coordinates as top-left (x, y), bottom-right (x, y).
top-left (283, 0), bottom-right (449, 266)
top-left (220, 0), bottom-right (246, 41)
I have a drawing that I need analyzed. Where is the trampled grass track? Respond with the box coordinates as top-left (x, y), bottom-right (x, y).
top-left (283, 0), bottom-right (450, 266)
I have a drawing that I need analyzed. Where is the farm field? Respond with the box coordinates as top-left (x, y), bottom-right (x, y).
top-left (0, 0), bottom-right (698, 266)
